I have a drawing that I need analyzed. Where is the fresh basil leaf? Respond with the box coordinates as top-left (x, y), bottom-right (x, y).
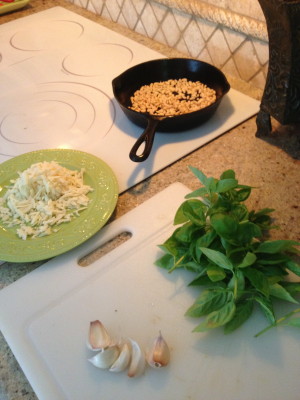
top-left (216, 178), bottom-right (238, 193)
top-left (207, 264), bottom-right (227, 282)
top-left (236, 222), bottom-right (262, 245)
top-left (248, 208), bottom-right (274, 222)
top-left (189, 166), bottom-right (217, 192)
top-left (249, 209), bottom-right (275, 230)
top-left (159, 233), bottom-right (188, 257)
top-left (200, 247), bottom-right (233, 270)
top-left (269, 283), bottom-right (298, 304)
top-left (220, 169), bottom-right (235, 180)
top-left (257, 253), bottom-right (290, 265)
top-left (188, 275), bottom-right (224, 287)
top-left (194, 231), bottom-right (217, 262)
top-left (281, 282), bottom-right (300, 296)
top-left (259, 265), bottom-right (288, 279)
top-left (220, 237), bottom-right (233, 252)
top-left (193, 299), bottom-right (236, 331)
top-left (189, 166), bottom-right (208, 186)
top-left (267, 275), bottom-right (286, 285)
top-left (235, 187), bottom-right (252, 202)
top-left (224, 299), bottom-right (254, 333)
top-left (187, 268), bottom-right (207, 285)
top-left (210, 239), bottom-right (228, 253)
top-left (253, 295), bottom-right (275, 324)
top-left (228, 269), bottom-right (245, 297)
top-left (243, 268), bottom-right (270, 297)
top-left (185, 289), bottom-right (230, 317)
top-left (196, 230), bottom-right (217, 248)
top-left (253, 208), bottom-right (275, 216)
top-left (173, 202), bottom-right (189, 224)
top-left (181, 199), bottom-right (206, 226)
top-left (210, 213), bottom-right (238, 241)
top-left (256, 240), bottom-right (300, 254)
top-left (206, 177), bottom-right (218, 192)
top-left (185, 187), bottom-right (208, 199)
top-left (227, 246), bottom-right (248, 262)
top-left (286, 260), bottom-right (300, 277)
top-left (251, 208), bottom-right (275, 222)
top-left (174, 222), bottom-right (200, 243)
top-left (193, 241), bottom-right (203, 263)
top-left (210, 196), bottom-right (231, 211)
top-left (182, 261), bottom-right (205, 273)
top-left (231, 204), bottom-right (248, 222)
top-left (155, 254), bottom-right (174, 270)
top-left (237, 252), bottom-right (257, 268)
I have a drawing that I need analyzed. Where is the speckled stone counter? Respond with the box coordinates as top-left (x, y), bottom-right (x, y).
top-left (0, 1), bottom-right (299, 399)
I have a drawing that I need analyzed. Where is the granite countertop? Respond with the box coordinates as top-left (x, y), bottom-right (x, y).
top-left (0, 1), bottom-right (299, 399)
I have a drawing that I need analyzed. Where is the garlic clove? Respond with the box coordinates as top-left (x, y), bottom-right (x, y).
top-left (87, 320), bottom-right (113, 351)
top-left (88, 345), bottom-right (120, 369)
top-left (109, 341), bottom-right (131, 372)
top-left (146, 331), bottom-right (170, 368)
top-left (127, 339), bottom-right (146, 378)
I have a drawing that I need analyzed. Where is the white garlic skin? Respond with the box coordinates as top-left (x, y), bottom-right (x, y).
top-left (127, 339), bottom-right (146, 378)
top-left (88, 345), bottom-right (120, 369)
top-left (109, 341), bottom-right (131, 372)
top-left (146, 331), bottom-right (170, 368)
top-left (87, 320), bottom-right (113, 351)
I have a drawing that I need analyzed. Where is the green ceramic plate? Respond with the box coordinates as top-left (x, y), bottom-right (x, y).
top-left (0, 0), bottom-right (30, 15)
top-left (0, 149), bottom-right (119, 263)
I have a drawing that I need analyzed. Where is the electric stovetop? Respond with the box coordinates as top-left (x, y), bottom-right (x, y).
top-left (0, 6), bottom-right (259, 192)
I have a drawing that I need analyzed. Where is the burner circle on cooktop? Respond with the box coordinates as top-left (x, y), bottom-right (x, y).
top-left (10, 20), bottom-right (84, 51)
top-left (0, 81), bottom-right (115, 158)
top-left (62, 43), bottom-right (133, 77)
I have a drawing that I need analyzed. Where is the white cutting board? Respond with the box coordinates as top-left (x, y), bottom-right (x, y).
top-left (0, 183), bottom-right (299, 400)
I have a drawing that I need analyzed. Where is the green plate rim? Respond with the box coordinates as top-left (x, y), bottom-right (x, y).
top-left (0, 0), bottom-right (30, 15)
top-left (0, 149), bottom-right (119, 263)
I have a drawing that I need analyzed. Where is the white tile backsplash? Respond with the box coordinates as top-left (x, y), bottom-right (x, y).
top-left (65, 0), bottom-right (269, 90)
top-left (207, 28), bottom-right (231, 67)
top-left (119, 1), bottom-right (140, 30)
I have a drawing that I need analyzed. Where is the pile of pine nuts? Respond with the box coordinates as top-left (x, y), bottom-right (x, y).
top-left (129, 78), bottom-right (216, 116)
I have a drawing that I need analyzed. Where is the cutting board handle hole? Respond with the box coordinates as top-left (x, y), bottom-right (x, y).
top-left (78, 231), bottom-right (132, 267)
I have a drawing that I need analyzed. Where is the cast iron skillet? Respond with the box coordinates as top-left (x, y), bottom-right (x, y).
top-left (112, 58), bottom-right (230, 162)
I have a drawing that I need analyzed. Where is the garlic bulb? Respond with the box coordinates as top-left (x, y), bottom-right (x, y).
top-left (86, 321), bottom-right (171, 377)
top-left (146, 331), bottom-right (170, 368)
top-left (87, 320), bottom-right (113, 351)
top-left (109, 341), bottom-right (131, 372)
top-left (88, 345), bottom-right (120, 369)
top-left (127, 339), bottom-right (146, 378)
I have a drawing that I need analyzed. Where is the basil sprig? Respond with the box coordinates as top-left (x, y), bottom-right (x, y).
top-left (156, 167), bottom-right (300, 335)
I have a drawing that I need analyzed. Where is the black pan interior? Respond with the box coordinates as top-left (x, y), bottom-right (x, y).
top-left (112, 58), bottom-right (230, 132)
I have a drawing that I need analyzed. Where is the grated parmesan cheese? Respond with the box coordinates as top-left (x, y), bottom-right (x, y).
top-left (0, 161), bottom-right (93, 240)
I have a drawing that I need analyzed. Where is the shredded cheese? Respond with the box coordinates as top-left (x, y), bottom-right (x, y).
top-left (0, 161), bottom-right (93, 240)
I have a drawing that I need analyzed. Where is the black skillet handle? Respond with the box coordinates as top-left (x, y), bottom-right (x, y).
top-left (129, 118), bottom-right (159, 162)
